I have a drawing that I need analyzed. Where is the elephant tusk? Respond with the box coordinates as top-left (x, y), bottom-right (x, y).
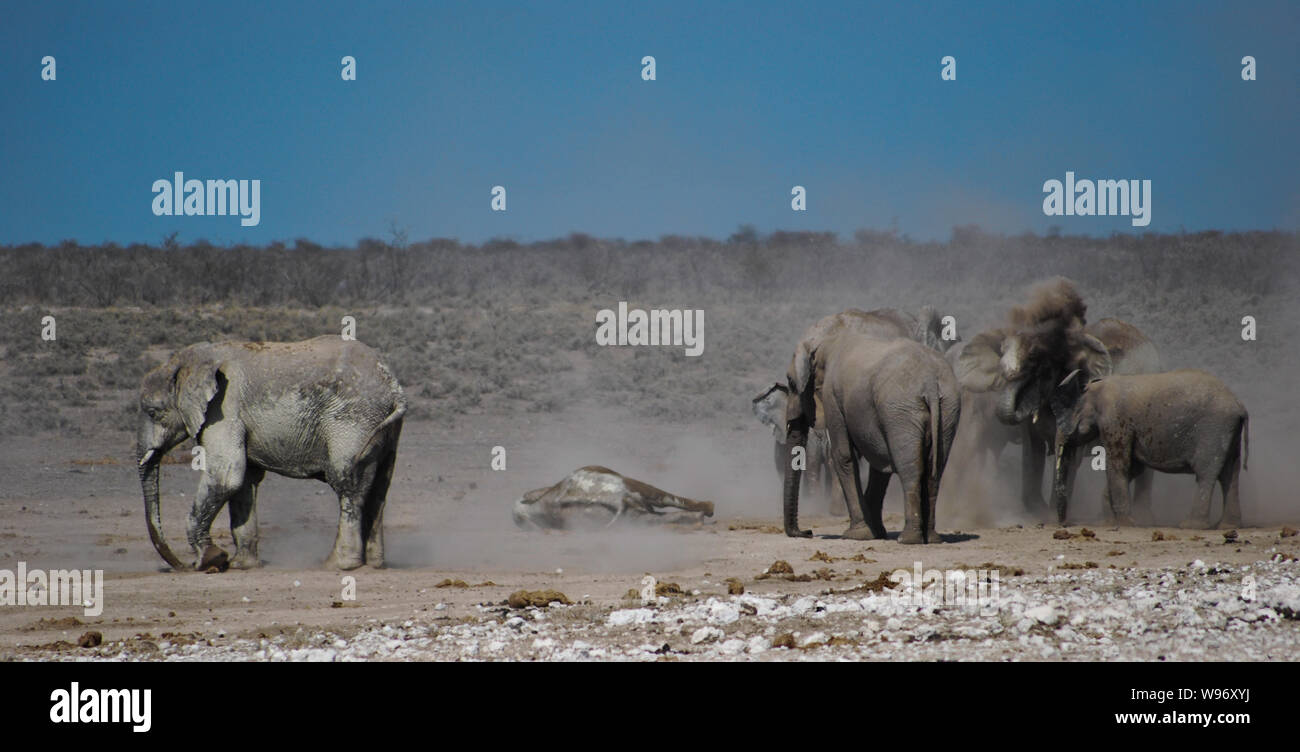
top-left (138, 449), bottom-right (154, 467)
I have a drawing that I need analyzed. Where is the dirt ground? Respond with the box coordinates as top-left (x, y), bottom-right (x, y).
top-left (2, 411), bottom-right (1298, 661)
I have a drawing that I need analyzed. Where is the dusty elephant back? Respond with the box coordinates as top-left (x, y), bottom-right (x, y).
top-left (208, 336), bottom-right (405, 415)
top-left (1095, 369), bottom-right (1245, 417)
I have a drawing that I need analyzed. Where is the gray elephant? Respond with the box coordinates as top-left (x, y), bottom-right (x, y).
top-left (955, 278), bottom-right (1160, 521)
top-left (782, 316), bottom-right (961, 544)
top-left (136, 336), bottom-right (406, 571)
top-left (763, 307), bottom-right (954, 518)
top-left (752, 382), bottom-right (838, 511)
top-left (1050, 369), bottom-right (1248, 528)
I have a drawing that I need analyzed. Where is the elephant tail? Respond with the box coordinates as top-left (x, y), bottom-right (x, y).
top-left (358, 389), bottom-right (407, 464)
top-left (1242, 413), bottom-right (1249, 472)
top-left (925, 383), bottom-right (942, 481)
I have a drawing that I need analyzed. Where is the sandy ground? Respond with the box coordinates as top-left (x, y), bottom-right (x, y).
top-left (2, 412), bottom-right (1298, 661)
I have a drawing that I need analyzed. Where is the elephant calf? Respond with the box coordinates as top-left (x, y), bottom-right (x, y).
top-left (137, 336), bottom-right (406, 571)
top-left (752, 383), bottom-right (839, 512)
top-left (1051, 369), bottom-right (1248, 528)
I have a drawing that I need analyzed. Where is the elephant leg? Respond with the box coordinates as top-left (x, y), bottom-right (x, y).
top-left (925, 461), bottom-right (942, 545)
top-left (1105, 454), bottom-right (1142, 527)
top-left (824, 463), bottom-right (844, 516)
top-left (862, 467), bottom-right (889, 540)
top-left (1056, 445), bottom-right (1084, 525)
top-left (897, 469), bottom-right (926, 545)
top-left (1099, 452), bottom-right (1117, 525)
top-left (1180, 473), bottom-right (1216, 530)
top-left (228, 467), bottom-right (264, 569)
top-left (327, 463), bottom-right (378, 570)
top-left (1020, 427), bottom-right (1047, 516)
top-left (362, 449), bottom-right (398, 567)
top-left (186, 463), bottom-right (243, 570)
top-left (833, 447), bottom-right (872, 539)
top-left (1131, 466), bottom-right (1155, 526)
top-left (1218, 455), bottom-right (1242, 529)
top-left (897, 431), bottom-right (927, 544)
top-left (327, 492), bottom-right (367, 570)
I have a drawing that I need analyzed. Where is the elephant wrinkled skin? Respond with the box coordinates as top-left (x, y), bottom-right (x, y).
top-left (136, 336), bottom-right (406, 571)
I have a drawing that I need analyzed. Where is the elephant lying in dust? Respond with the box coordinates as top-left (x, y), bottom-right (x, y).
top-left (512, 467), bottom-right (715, 530)
top-left (137, 336), bottom-right (406, 571)
top-left (1051, 369), bottom-right (1248, 528)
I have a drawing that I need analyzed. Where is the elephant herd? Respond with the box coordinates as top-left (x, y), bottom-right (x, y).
top-left (133, 277), bottom-right (1249, 571)
top-left (753, 277), bottom-right (1249, 544)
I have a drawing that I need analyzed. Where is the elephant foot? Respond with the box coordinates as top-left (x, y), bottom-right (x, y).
top-left (784, 528), bottom-right (813, 538)
top-left (1217, 517), bottom-right (1242, 530)
top-left (898, 527), bottom-right (925, 545)
top-left (197, 545), bottom-right (229, 573)
top-left (229, 551), bottom-right (261, 570)
top-left (841, 525), bottom-right (878, 541)
top-left (1179, 517), bottom-right (1213, 530)
top-left (925, 529), bottom-right (943, 544)
top-left (325, 550), bottom-right (365, 571)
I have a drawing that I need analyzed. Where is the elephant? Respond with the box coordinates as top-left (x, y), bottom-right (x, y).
top-left (512, 466), bottom-right (715, 529)
top-left (136, 335), bottom-right (406, 571)
top-left (1050, 370), bottom-right (1248, 528)
top-left (752, 382), bottom-right (838, 512)
top-left (763, 306), bottom-right (955, 515)
top-left (944, 341), bottom-right (1021, 477)
top-left (955, 278), bottom-right (1160, 521)
top-left (782, 321), bottom-right (961, 544)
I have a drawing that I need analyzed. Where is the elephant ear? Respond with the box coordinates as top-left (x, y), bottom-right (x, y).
top-left (174, 358), bottom-right (225, 439)
top-left (1071, 333), bottom-right (1113, 381)
top-left (914, 305), bottom-right (947, 352)
top-left (955, 329), bottom-right (1006, 392)
top-left (786, 336), bottom-right (820, 430)
top-left (751, 383), bottom-right (789, 440)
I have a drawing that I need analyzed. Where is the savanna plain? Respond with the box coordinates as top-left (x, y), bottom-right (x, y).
top-left (1, 229), bottom-right (1298, 660)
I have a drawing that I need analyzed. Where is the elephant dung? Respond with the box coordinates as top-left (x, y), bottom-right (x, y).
top-left (506, 589), bottom-right (572, 609)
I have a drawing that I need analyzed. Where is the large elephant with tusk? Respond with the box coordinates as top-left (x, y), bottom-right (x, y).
top-left (955, 278), bottom-right (1160, 522)
top-left (136, 336), bottom-right (406, 571)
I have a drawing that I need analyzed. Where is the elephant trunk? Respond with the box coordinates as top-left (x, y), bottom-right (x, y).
top-left (782, 422), bottom-right (812, 537)
top-left (138, 451), bottom-right (187, 570)
top-left (995, 383), bottom-right (1020, 424)
top-left (1051, 443), bottom-right (1074, 525)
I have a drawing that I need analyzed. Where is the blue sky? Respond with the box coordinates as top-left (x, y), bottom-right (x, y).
top-left (2, 0), bottom-right (1296, 246)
